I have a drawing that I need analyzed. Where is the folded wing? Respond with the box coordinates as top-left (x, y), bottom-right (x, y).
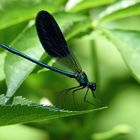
top-left (35, 10), bottom-right (81, 72)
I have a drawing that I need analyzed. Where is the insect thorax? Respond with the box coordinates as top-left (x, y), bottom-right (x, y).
top-left (75, 71), bottom-right (89, 86)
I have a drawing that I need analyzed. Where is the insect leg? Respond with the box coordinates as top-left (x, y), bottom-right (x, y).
top-left (83, 88), bottom-right (95, 105)
top-left (58, 85), bottom-right (81, 108)
top-left (72, 86), bottom-right (85, 109)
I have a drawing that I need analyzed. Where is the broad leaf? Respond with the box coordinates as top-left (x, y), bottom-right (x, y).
top-left (96, 1), bottom-right (140, 24)
top-left (54, 12), bottom-right (87, 26)
top-left (0, 95), bottom-right (106, 126)
top-left (67, 0), bottom-right (115, 12)
top-left (65, 19), bottom-right (93, 40)
top-left (0, 0), bottom-right (57, 30)
top-left (5, 24), bottom-right (44, 98)
top-left (104, 29), bottom-right (140, 83)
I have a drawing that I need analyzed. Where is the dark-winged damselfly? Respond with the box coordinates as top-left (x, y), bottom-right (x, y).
top-left (0, 11), bottom-right (96, 105)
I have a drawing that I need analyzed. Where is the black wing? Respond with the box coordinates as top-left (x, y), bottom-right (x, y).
top-left (35, 10), bottom-right (81, 72)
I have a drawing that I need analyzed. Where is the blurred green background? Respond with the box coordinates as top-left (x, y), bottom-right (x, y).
top-left (0, 0), bottom-right (140, 140)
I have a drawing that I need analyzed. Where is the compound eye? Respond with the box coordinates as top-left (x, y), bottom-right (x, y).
top-left (90, 82), bottom-right (96, 91)
top-left (92, 85), bottom-right (96, 91)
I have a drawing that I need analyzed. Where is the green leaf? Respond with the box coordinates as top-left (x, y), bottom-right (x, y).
top-left (0, 21), bottom-right (28, 44)
top-left (103, 29), bottom-right (140, 83)
top-left (5, 24), bottom-right (44, 98)
top-left (54, 12), bottom-right (87, 27)
top-left (0, 95), bottom-right (107, 126)
top-left (67, 0), bottom-right (115, 12)
top-left (96, 1), bottom-right (140, 24)
top-left (0, 51), bottom-right (6, 81)
top-left (54, 12), bottom-right (92, 40)
top-left (64, 19), bottom-right (93, 40)
top-left (0, 0), bottom-right (57, 30)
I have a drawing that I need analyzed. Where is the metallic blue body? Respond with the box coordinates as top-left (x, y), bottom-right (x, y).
top-left (0, 44), bottom-right (75, 78)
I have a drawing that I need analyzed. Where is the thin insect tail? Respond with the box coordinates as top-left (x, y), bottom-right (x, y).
top-left (0, 44), bottom-right (74, 77)
top-left (0, 43), bottom-right (28, 58)
top-left (0, 43), bottom-right (51, 70)
top-left (0, 44), bottom-right (13, 52)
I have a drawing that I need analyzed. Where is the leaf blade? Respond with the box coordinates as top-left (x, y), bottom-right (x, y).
top-left (67, 0), bottom-right (115, 12)
top-left (5, 24), bottom-right (44, 98)
top-left (0, 95), bottom-right (107, 126)
top-left (96, 1), bottom-right (140, 24)
top-left (104, 29), bottom-right (140, 82)
top-left (0, 0), bottom-right (57, 30)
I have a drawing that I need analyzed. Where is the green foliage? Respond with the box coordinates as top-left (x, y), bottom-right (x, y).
top-left (104, 29), bottom-right (140, 83)
top-left (0, 95), bottom-right (106, 126)
top-left (0, 0), bottom-right (140, 140)
top-left (0, 0), bottom-right (58, 30)
top-left (96, 1), bottom-right (140, 24)
top-left (5, 25), bottom-right (44, 98)
top-left (67, 0), bottom-right (116, 12)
